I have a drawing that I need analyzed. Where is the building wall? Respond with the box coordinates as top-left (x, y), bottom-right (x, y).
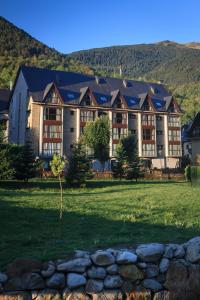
top-left (191, 140), bottom-right (200, 165)
top-left (9, 71), bottom-right (28, 145)
top-left (63, 107), bottom-right (77, 157)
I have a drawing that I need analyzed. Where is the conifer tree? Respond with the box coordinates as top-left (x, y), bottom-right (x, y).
top-left (112, 142), bottom-right (126, 179)
top-left (66, 142), bottom-right (91, 188)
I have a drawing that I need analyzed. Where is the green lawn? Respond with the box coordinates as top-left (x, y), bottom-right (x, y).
top-left (0, 179), bottom-right (199, 269)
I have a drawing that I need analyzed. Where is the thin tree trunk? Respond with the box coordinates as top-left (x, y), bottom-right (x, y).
top-left (59, 174), bottom-right (63, 220)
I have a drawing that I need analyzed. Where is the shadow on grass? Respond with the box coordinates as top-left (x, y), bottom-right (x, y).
top-left (0, 178), bottom-right (185, 191)
top-left (0, 195), bottom-right (198, 269)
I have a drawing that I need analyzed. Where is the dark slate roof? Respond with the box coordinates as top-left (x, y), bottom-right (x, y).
top-left (0, 88), bottom-right (10, 112)
top-left (20, 66), bottom-right (173, 111)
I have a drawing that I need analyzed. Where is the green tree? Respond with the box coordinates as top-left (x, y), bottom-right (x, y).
top-left (112, 142), bottom-right (126, 179)
top-left (121, 135), bottom-right (141, 181)
top-left (50, 154), bottom-right (67, 220)
top-left (0, 145), bottom-right (14, 179)
top-left (84, 116), bottom-right (110, 172)
top-left (66, 142), bottom-right (91, 188)
top-left (14, 142), bottom-right (36, 181)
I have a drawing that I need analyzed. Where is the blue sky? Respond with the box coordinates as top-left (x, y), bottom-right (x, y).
top-left (1, 0), bottom-right (200, 53)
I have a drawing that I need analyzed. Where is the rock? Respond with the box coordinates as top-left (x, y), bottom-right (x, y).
top-left (87, 266), bottom-right (106, 279)
top-left (156, 274), bottom-right (166, 284)
top-left (145, 264), bottom-right (159, 278)
top-left (116, 251), bottom-right (137, 264)
top-left (137, 262), bottom-right (147, 269)
top-left (163, 245), bottom-right (174, 259)
top-left (106, 248), bottom-right (120, 257)
top-left (173, 245), bottom-right (185, 258)
top-left (67, 273), bottom-right (86, 289)
top-left (85, 279), bottom-right (104, 294)
top-left (6, 258), bottom-right (43, 277)
top-left (119, 265), bottom-right (144, 281)
top-left (185, 236), bottom-right (200, 263)
top-left (159, 258), bottom-right (169, 273)
top-left (143, 279), bottom-right (162, 292)
top-left (41, 262), bottom-right (56, 278)
top-left (106, 264), bottom-right (119, 275)
top-left (22, 272), bottom-right (45, 290)
top-left (165, 261), bottom-right (188, 291)
top-left (136, 244), bottom-right (164, 262)
top-left (74, 250), bottom-right (90, 259)
top-left (32, 289), bottom-right (61, 300)
top-left (0, 272), bottom-right (8, 283)
top-left (46, 273), bottom-right (65, 289)
top-left (92, 290), bottom-right (123, 300)
top-left (104, 275), bottom-right (123, 289)
top-left (57, 258), bottom-right (91, 273)
top-left (91, 251), bottom-right (115, 266)
top-left (121, 281), bottom-right (134, 293)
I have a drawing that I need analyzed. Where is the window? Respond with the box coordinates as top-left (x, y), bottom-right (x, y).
top-left (168, 116), bottom-right (180, 127)
top-left (80, 110), bottom-right (95, 122)
top-left (169, 144), bottom-right (181, 156)
top-left (128, 113), bottom-right (136, 119)
top-left (193, 127), bottom-right (200, 137)
top-left (46, 90), bottom-right (61, 104)
top-left (157, 145), bottom-right (164, 157)
top-left (156, 116), bottom-right (162, 121)
top-left (98, 111), bottom-right (107, 117)
top-left (43, 125), bottom-right (62, 138)
top-left (82, 95), bottom-right (91, 106)
top-left (44, 107), bottom-right (61, 121)
top-left (80, 126), bottom-right (84, 134)
top-left (129, 129), bottom-right (137, 135)
top-left (142, 144), bottom-right (155, 157)
top-left (156, 130), bottom-right (163, 135)
top-left (168, 130), bottom-right (180, 141)
top-left (70, 128), bottom-right (74, 133)
top-left (70, 110), bottom-right (74, 116)
top-left (143, 128), bottom-right (155, 140)
top-left (115, 97), bottom-right (123, 108)
top-left (43, 142), bottom-right (61, 156)
top-left (113, 127), bottom-right (128, 140)
top-left (141, 114), bottom-right (155, 126)
top-left (113, 112), bottom-right (127, 124)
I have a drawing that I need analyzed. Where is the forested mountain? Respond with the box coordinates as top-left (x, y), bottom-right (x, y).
top-left (0, 17), bottom-right (93, 88)
top-left (70, 43), bottom-right (200, 86)
top-left (1, 16), bottom-right (200, 123)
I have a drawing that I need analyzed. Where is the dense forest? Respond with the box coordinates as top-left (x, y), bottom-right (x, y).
top-left (0, 17), bottom-right (93, 88)
top-left (1, 16), bottom-right (200, 123)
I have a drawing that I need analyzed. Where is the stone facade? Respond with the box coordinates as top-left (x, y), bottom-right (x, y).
top-left (1, 237), bottom-right (200, 299)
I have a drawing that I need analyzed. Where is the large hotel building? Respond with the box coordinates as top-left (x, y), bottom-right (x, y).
top-left (9, 66), bottom-right (182, 169)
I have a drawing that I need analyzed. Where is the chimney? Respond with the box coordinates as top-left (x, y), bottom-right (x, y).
top-left (9, 80), bottom-right (13, 91)
top-left (119, 65), bottom-right (122, 77)
top-left (123, 79), bottom-right (128, 87)
top-left (95, 76), bottom-right (99, 84)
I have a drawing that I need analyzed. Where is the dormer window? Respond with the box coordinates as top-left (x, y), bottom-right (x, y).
top-left (85, 95), bottom-right (91, 106)
top-left (45, 89), bottom-right (61, 104)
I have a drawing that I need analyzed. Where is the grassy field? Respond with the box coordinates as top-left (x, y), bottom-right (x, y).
top-left (0, 179), bottom-right (199, 269)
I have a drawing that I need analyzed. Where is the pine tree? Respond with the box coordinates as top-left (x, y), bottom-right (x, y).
top-left (66, 142), bottom-right (91, 188)
top-left (15, 142), bottom-right (36, 181)
top-left (112, 142), bottom-right (126, 179)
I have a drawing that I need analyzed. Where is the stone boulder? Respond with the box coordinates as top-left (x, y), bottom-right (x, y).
top-left (91, 251), bottom-right (115, 266)
top-left (116, 251), bottom-right (137, 264)
top-left (185, 236), bottom-right (200, 263)
top-left (41, 262), bottom-right (56, 278)
top-left (143, 279), bottom-right (162, 292)
top-left (46, 273), bottom-right (65, 289)
top-left (85, 279), bottom-right (104, 294)
top-left (136, 244), bottom-right (164, 262)
top-left (87, 266), bottom-right (106, 279)
top-left (159, 258), bottom-right (169, 274)
top-left (119, 264), bottom-right (144, 281)
top-left (67, 273), bottom-right (86, 289)
top-left (57, 258), bottom-right (91, 273)
top-left (104, 275), bottom-right (123, 289)
top-left (145, 264), bottom-right (159, 278)
top-left (106, 264), bottom-right (119, 275)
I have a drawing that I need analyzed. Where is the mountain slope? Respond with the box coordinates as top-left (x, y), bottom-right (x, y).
top-left (69, 43), bottom-right (200, 86)
top-left (0, 17), bottom-right (93, 88)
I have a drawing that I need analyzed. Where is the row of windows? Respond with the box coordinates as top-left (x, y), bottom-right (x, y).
top-left (80, 110), bottom-right (95, 122)
top-left (168, 130), bottom-right (180, 141)
top-left (43, 125), bottom-right (62, 138)
top-left (44, 108), bottom-right (62, 121)
top-left (168, 116), bottom-right (180, 127)
top-left (169, 144), bottom-right (181, 156)
top-left (142, 144), bottom-right (155, 157)
top-left (141, 114), bottom-right (155, 126)
top-left (43, 143), bottom-right (61, 156)
top-left (112, 128), bottom-right (128, 140)
top-left (113, 112), bottom-right (127, 124)
top-left (142, 128), bottom-right (155, 141)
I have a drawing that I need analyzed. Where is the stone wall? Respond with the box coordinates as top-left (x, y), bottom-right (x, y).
top-left (1, 237), bottom-right (200, 300)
